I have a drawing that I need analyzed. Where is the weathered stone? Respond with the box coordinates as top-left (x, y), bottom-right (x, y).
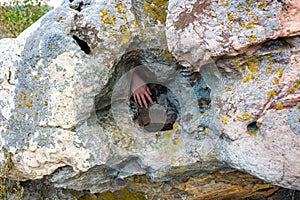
top-left (166, 0), bottom-right (300, 66)
top-left (0, 0), bottom-right (220, 195)
top-left (0, 0), bottom-right (299, 198)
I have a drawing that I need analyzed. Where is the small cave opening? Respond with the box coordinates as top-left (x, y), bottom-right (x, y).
top-left (130, 83), bottom-right (180, 132)
top-left (247, 121), bottom-right (259, 136)
top-left (94, 50), bottom-right (211, 133)
top-left (72, 35), bottom-right (91, 54)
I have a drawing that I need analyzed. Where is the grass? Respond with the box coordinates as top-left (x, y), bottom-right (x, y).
top-left (0, 0), bottom-right (51, 39)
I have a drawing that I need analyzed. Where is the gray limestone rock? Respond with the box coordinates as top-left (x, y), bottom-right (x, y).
top-left (0, 0), bottom-right (299, 196)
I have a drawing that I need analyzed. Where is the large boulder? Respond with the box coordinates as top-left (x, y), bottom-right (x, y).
top-left (0, 0), bottom-right (220, 195)
top-left (167, 0), bottom-right (300, 190)
top-left (0, 0), bottom-right (299, 198)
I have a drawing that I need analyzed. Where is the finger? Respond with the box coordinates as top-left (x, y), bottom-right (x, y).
top-left (144, 92), bottom-right (153, 105)
top-left (146, 86), bottom-right (152, 95)
top-left (133, 93), bottom-right (137, 104)
top-left (141, 95), bottom-right (148, 109)
top-left (136, 94), bottom-right (143, 108)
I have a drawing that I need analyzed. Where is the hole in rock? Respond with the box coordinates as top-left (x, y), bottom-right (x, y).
top-left (94, 50), bottom-right (211, 133)
top-left (130, 83), bottom-right (180, 132)
top-left (72, 35), bottom-right (91, 54)
top-left (247, 121), bottom-right (259, 135)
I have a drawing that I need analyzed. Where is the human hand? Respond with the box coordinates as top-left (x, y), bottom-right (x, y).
top-left (131, 73), bottom-right (153, 108)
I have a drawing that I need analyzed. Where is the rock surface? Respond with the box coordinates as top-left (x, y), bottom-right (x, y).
top-left (0, 0), bottom-right (299, 198)
top-left (167, 0), bottom-right (300, 191)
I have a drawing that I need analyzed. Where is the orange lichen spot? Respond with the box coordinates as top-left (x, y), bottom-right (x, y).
top-left (34, 75), bottom-right (39, 81)
top-left (25, 100), bottom-right (33, 109)
top-left (205, 128), bottom-right (209, 134)
top-left (220, 21), bottom-right (224, 25)
top-left (236, 115), bottom-right (243, 121)
top-left (245, 8), bottom-right (251, 12)
top-left (273, 77), bottom-right (279, 84)
top-left (157, 173), bottom-right (162, 178)
top-left (44, 101), bottom-right (48, 106)
top-left (172, 147), bottom-right (177, 153)
top-left (246, 0), bottom-right (253, 6)
top-left (49, 45), bottom-right (55, 49)
top-left (35, 112), bottom-right (39, 117)
top-left (164, 141), bottom-right (170, 147)
top-left (173, 138), bottom-right (180, 144)
top-left (172, 123), bottom-right (179, 131)
top-left (237, 5), bottom-right (244, 11)
top-left (249, 63), bottom-right (258, 73)
top-left (229, 26), bottom-right (233, 31)
top-left (275, 104), bottom-right (284, 110)
top-left (166, 132), bottom-right (172, 138)
top-left (258, 2), bottom-right (265, 9)
top-left (101, 10), bottom-right (117, 25)
top-left (56, 17), bottom-right (66, 21)
top-left (171, 157), bottom-right (177, 164)
top-left (226, 87), bottom-right (232, 92)
top-left (248, 35), bottom-right (257, 41)
top-left (243, 74), bottom-right (257, 83)
top-left (222, 116), bottom-right (228, 125)
top-left (242, 113), bottom-right (252, 120)
top-left (221, 0), bottom-right (229, 7)
top-left (241, 22), bottom-right (246, 28)
top-left (17, 104), bottom-right (21, 108)
top-left (268, 90), bottom-right (276, 98)
top-left (257, 122), bottom-right (263, 127)
top-left (19, 91), bottom-right (27, 101)
top-left (247, 22), bottom-right (255, 29)
top-left (202, 112), bottom-right (207, 117)
top-left (249, 130), bottom-right (257, 136)
top-left (278, 69), bottom-right (283, 78)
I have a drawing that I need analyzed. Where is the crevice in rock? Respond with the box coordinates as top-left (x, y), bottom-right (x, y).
top-left (72, 35), bottom-right (90, 54)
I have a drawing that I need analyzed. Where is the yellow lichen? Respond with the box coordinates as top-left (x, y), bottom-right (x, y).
top-left (248, 35), bottom-right (257, 41)
top-left (246, 22), bottom-right (255, 29)
top-left (278, 69), bottom-right (283, 78)
top-left (101, 10), bottom-right (117, 25)
top-left (205, 128), bottom-right (209, 134)
top-left (143, 0), bottom-right (168, 24)
top-left (171, 157), bottom-right (177, 164)
top-left (246, 0), bottom-right (252, 6)
top-left (268, 90), bottom-right (276, 99)
top-left (242, 113), bottom-right (252, 120)
top-left (275, 104), bottom-right (284, 110)
top-left (222, 116), bottom-right (228, 125)
top-left (166, 132), bottom-right (172, 138)
top-left (273, 77), bottom-right (279, 84)
top-left (248, 63), bottom-right (258, 73)
top-left (226, 87), bottom-right (233, 92)
top-left (173, 138), bottom-right (180, 144)
top-left (172, 123), bottom-right (179, 131)
top-left (249, 130), bottom-right (257, 136)
top-left (18, 91), bottom-right (27, 101)
top-left (258, 2), bottom-right (265, 9)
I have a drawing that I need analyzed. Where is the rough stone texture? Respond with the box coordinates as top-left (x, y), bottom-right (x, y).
top-left (0, 0), bottom-right (220, 195)
top-left (0, 0), bottom-right (299, 198)
top-left (167, 0), bottom-right (300, 191)
top-left (167, 0), bottom-right (300, 66)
